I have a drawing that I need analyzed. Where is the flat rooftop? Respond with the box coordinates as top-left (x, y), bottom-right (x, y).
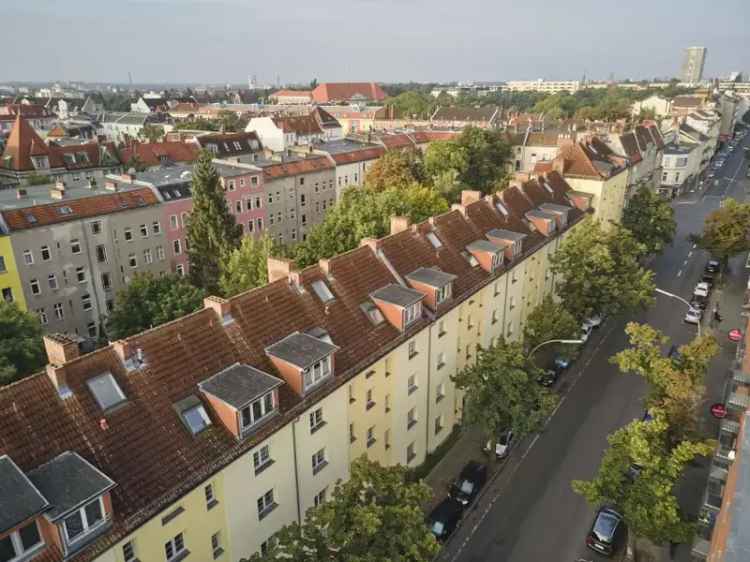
top-left (0, 180), bottom-right (143, 211)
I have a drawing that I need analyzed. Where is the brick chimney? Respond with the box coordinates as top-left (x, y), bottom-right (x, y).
top-left (552, 156), bottom-right (566, 175)
top-left (390, 216), bottom-right (410, 235)
top-left (204, 295), bottom-right (234, 325)
top-left (44, 333), bottom-right (80, 366)
top-left (359, 237), bottom-right (381, 252)
top-left (460, 190), bottom-right (482, 206)
top-left (318, 258), bottom-right (331, 276)
top-left (267, 256), bottom-right (297, 283)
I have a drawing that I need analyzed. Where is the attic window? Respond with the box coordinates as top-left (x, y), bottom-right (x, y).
top-left (426, 232), bottom-right (443, 249)
top-left (87, 372), bottom-right (126, 411)
top-left (542, 181), bottom-right (554, 194)
top-left (311, 280), bottom-right (335, 303)
top-left (360, 302), bottom-right (384, 325)
top-left (24, 212), bottom-right (37, 224)
top-left (461, 251), bottom-right (479, 267)
top-left (58, 206), bottom-right (73, 215)
top-left (182, 403), bottom-right (212, 435)
top-left (496, 202), bottom-right (509, 216)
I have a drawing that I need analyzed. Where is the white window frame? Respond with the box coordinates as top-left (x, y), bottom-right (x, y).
top-left (240, 391), bottom-right (275, 432)
top-left (76, 266), bottom-right (86, 283)
top-left (54, 302), bottom-right (64, 319)
top-left (257, 489), bottom-right (275, 518)
top-left (156, 246), bottom-right (165, 261)
top-left (40, 245), bottom-right (51, 261)
top-left (173, 239), bottom-right (182, 256)
top-left (37, 308), bottom-right (48, 325)
top-left (122, 540), bottom-right (136, 562)
top-left (311, 448), bottom-right (326, 473)
top-left (62, 497), bottom-right (106, 546)
top-left (302, 356), bottom-right (331, 391)
top-left (139, 224), bottom-right (149, 238)
top-left (30, 278), bottom-right (41, 295)
top-left (1, 520), bottom-right (44, 561)
top-left (436, 284), bottom-right (451, 304)
top-left (253, 444), bottom-right (272, 472)
top-left (144, 248), bottom-right (153, 264)
top-left (404, 303), bottom-right (421, 326)
top-left (23, 249), bottom-right (33, 265)
top-left (152, 221), bottom-right (161, 235)
top-left (164, 532), bottom-right (185, 562)
top-left (124, 228), bottom-right (133, 242)
top-left (309, 408), bottom-right (324, 431)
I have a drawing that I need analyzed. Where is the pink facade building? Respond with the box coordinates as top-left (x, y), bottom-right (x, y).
top-left (213, 162), bottom-right (267, 239)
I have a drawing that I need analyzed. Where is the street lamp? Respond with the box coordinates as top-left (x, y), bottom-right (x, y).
top-left (528, 338), bottom-right (584, 363)
top-left (655, 287), bottom-right (701, 337)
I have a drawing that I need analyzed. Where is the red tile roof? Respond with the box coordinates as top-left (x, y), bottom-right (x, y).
top-left (311, 82), bottom-right (386, 103)
top-left (270, 90), bottom-right (312, 100)
top-left (261, 155), bottom-right (334, 180)
top-left (557, 137), bottom-right (627, 179)
top-left (272, 115), bottom-right (323, 136)
top-left (329, 146), bottom-right (385, 165)
top-left (378, 134), bottom-right (415, 150)
top-left (410, 131), bottom-right (459, 144)
top-left (1, 188), bottom-right (159, 231)
top-left (618, 131), bottom-right (643, 164)
top-left (119, 142), bottom-right (200, 168)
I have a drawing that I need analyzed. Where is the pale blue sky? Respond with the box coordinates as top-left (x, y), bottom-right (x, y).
top-left (4, 0), bottom-right (749, 84)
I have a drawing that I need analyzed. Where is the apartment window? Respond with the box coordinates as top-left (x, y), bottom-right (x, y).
top-left (507, 321), bottom-right (514, 337)
top-left (385, 429), bottom-right (391, 450)
top-left (254, 196), bottom-right (262, 209)
top-left (0, 256), bottom-right (5, 273)
top-left (301, 214), bottom-right (307, 226)
top-left (124, 228), bottom-right (133, 242)
top-left (164, 533), bottom-right (185, 561)
top-left (366, 389), bottom-right (375, 410)
top-left (29, 278), bottom-right (41, 295)
top-left (404, 303), bottom-right (421, 326)
top-left (63, 497), bottom-right (104, 545)
top-left (406, 442), bottom-right (416, 463)
top-left (300, 194), bottom-right (306, 207)
top-left (139, 224), bottom-right (148, 238)
top-left (54, 302), bottom-right (64, 320)
top-left (435, 415), bottom-right (445, 435)
top-left (256, 218), bottom-right (263, 232)
top-left (76, 266), bottom-right (86, 283)
top-left (492, 309), bottom-right (499, 324)
top-left (154, 245), bottom-right (165, 261)
top-left (253, 444), bottom-right (272, 473)
top-left (257, 489), bottom-right (276, 520)
top-left (0, 520), bottom-right (43, 561)
top-left (40, 245), bottom-right (51, 261)
top-left (313, 488), bottom-right (327, 507)
top-left (240, 391), bottom-right (275, 432)
top-left (87, 322), bottom-right (97, 338)
top-left (312, 448), bottom-right (327, 474)
top-left (235, 200), bottom-right (242, 214)
top-left (260, 537), bottom-right (276, 556)
top-left (128, 254), bottom-right (137, 268)
top-left (408, 340), bottom-right (417, 359)
top-left (176, 264), bottom-right (185, 277)
top-left (204, 483), bottom-right (217, 509)
top-left (407, 408), bottom-right (417, 430)
top-left (436, 383), bottom-right (446, 403)
top-left (23, 249), bottom-right (33, 265)
top-left (173, 239), bottom-right (182, 255)
top-left (2, 287), bottom-right (13, 303)
top-left (467, 313), bottom-right (474, 329)
top-left (211, 532), bottom-right (223, 559)
top-left (276, 212), bottom-right (282, 224)
top-left (170, 215), bottom-right (179, 230)
top-left (299, 177), bottom-right (305, 186)
top-left (181, 213), bottom-right (190, 228)
top-left (90, 220), bottom-right (103, 235)
top-left (349, 422), bottom-right (356, 443)
top-left (81, 294), bottom-right (92, 311)
top-left (437, 352), bottom-right (446, 370)
top-left (228, 180), bottom-right (236, 191)
top-left (122, 540), bottom-right (136, 562)
top-left (662, 171), bottom-right (668, 182)
top-left (436, 283), bottom-right (452, 304)
top-left (141, 248), bottom-right (152, 265)
top-left (269, 214), bottom-right (275, 226)
top-left (291, 228), bottom-right (297, 241)
top-left (438, 320), bottom-right (446, 338)
top-left (152, 221), bottom-right (161, 235)
top-left (385, 394), bottom-right (391, 413)
top-left (309, 408), bottom-right (324, 432)
top-left (36, 308), bottom-right (48, 325)
top-left (251, 176), bottom-right (259, 186)
top-left (408, 374), bottom-right (417, 395)
top-left (367, 426), bottom-right (376, 448)
top-left (509, 295), bottom-right (516, 310)
top-left (302, 356), bottom-right (331, 391)
top-left (96, 245), bottom-right (107, 263)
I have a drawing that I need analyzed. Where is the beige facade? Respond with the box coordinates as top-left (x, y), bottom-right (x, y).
top-left (564, 172), bottom-right (627, 225)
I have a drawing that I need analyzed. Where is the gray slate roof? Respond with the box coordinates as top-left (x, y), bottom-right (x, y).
top-left (486, 228), bottom-right (526, 242)
top-left (200, 363), bottom-right (283, 409)
top-left (526, 209), bottom-right (557, 221)
top-left (371, 284), bottom-right (424, 308)
top-left (28, 451), bottom-right (115, 521)
top-left (539, 202), bottom-right (571, 214)
top-left (406, 267), bottom-right (457, 289)
top-left (466, 240), bottom-right (502, 254)
top-left (266, 332), bottom-right (339, 369)
top-left (0, 455), bottom-right (49, 532)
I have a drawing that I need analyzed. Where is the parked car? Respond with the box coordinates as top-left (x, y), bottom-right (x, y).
top-left (685, 306), bottom-right (702, 325)
top-left (428, 498), bottom-right (464, 542)
top-left (553, 354), bottom-right (572, 369)
top-left (586, 507), bottom-right (625, 556)
top-left (705, 259), bottom-right (721, 273)
top-left (583, 314), bottom-right (604, 329)
top-left (692, 296), bottom-right (708, 310)
top-left (449, 461), bottom-right (488, 507)
top-left (537, 366), bottom-right (562, 387)
top-left (580, 323), bottom-right (594, 343)
top-left (485, 429), bottom-right (515, 459)
top-left (694, 282), bottom-right (710, 298)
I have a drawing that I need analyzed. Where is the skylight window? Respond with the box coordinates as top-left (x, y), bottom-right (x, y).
top-left (496, 202), bottom-right (509, 216)
top-left (182, 404), bottom-right (212, 435)
top-left (58, 206), bottom-right (73, 215)
top-left (461, 251), bottom-right (479, 267)
top-left (24, 212), bottom-right (37, 224)
top-left (426, 231), bottom-right (442, 249)
top-left (360, 302), bottom-right (385, 325)
top-left (87, 372), bottom-right (126, 411)
top-left (311, 280), bottom-right (335, 303)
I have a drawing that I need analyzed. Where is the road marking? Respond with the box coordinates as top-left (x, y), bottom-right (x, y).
top-left (677, 269), bottom-right (683, 277)
top-left (692, 244), bottom-right (697, 249)
top-left (688, 251), bottom-right (693, 258)
top-left (683, 259), bottom-right (689, 266)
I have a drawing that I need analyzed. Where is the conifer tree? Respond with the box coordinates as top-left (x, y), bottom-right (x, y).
top-left (187, 150), bottom-right (242, 294)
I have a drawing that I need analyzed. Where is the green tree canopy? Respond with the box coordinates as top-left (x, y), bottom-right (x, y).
top-left (187, 150), bottom-right (243, 294)
top-left (692, 198), bottom-right (750, 264)
top-left (452, 337), bottom-right (557, 440)
top-left (174, 117), bottom-right (220, 131)
top-left (385, 91), bottom-right (436, 120)
top-left (219, 234), bottom-right (274, 297)
top-left (622, 185), bottom-right (676, 256)
top-left (244, 458), bottom-right (439, 562)
top-left (452, 127), bottom-right (510, 194)
top-left (139, 124), bottom-right (165, 143)
top-left (0, 301), bottom-right (46, 386)
top-left (293, 184), bottom-right (449, 268)
top-left (364, 149), bottom-right (425, 192)
top-left (106, 273), bottom-right (205, 340)
top-left (551, 219), bottom-right (655, 321)
top-left (523, 296), bottom-right (580, 356)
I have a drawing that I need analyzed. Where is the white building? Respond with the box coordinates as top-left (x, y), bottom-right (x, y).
top-left (505, 80), bottom-right (581, 94)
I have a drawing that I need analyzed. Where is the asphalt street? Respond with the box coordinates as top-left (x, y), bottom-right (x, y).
top-left (441, 133), bottom-right (750, 562)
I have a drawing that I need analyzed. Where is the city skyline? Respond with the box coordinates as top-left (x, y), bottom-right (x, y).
top-left (3, 0), bottom-right (748, 84)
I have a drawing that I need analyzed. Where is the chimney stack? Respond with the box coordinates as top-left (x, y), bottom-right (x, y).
top-left (460, 190), bottom-right (482, 206)
top-left (44, 333), bottom-right (80, 366)
top-left (204, 295), bottom-right (234, 325)
top-left (16, 188), bottom-right (27, 199)
top-left (390, 216), bottom-right (411, 235)
top-left (267, 256), bottom-right (297, 283)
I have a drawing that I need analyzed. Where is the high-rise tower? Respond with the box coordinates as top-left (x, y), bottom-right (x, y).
top-left (680, 47), bottom-right (707, 84)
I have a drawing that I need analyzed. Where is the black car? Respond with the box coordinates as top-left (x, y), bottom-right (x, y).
top-left (428, 498), bottom-right (464, 542)
top-left (449, 461), bottom-right (488, 507)
top-left (586, 507), bottom-right (625, 556)
top-left (705, 259), bottom-right (721, 273)
top-left (537, 364), bottom-right (563, 387)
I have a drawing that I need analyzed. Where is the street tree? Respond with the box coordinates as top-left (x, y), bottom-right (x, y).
top-left (187, 150), bottom-right (243, 294)
top-left (452, 337), bottom-right (557, 441)
top-left (0, 301), bottom-right (46, 386)
top-left (219, 234), bottom-right (274, 297)
top-left (573, 413), bottom-right (713, 545)
top-left (453, 127), bottom-right (511, 194)
top-left (551, 219), bottom-right (655, 321)
top-left (386, 91), bottom-right (436, 119)
top-left (692, 198), bottom-right (750, 265)
top-left (523, 296), bottom-right (580, 355)
top-left (243, 458), bottom-right (439, 562)
top-left (423, 140), bottom-right (469, 183)
top-left (612, 323), bottom-right (718, 444)
top-left (622, 185), bottom-right (676, 256)
top-left (139, 124), bottom-right (165, 143)
top-left (364, 149), bottom-right (425, 191)
top-left (107, 273), bottom-right (205, 340)
top-left (293, 185), bottom-right (449, 268)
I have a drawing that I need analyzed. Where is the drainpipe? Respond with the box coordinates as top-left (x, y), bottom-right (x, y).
top-left (291, 418), bottom-right (302, 523)
top-left (425, 323), bottom-right (433, 455)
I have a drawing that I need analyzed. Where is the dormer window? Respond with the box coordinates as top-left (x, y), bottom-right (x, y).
top-left (436, 284), bottom-right (452, 303)
top-left (487, 229), bottom-right (526, 261)
top-left (405, 267), bottom-right (457, 310)
top-left (31, 156), bottom-right (49, 170)
top-left (466, 240), bottom-right (502, 273)
top-left (265, 333), bottom-right (339, 396)
top-left (404, 302), bottom-right (422, 326)
top-left (63, 498), bottom-right (105, 545)
top-left (461, 251), bottom-right (479, 267)
top-left (303, 356), bottom-right (331, 391)
top-left (87, 372), bottom-right (126, 411)
top-left (1, 520), bottom-right (43, 561)
top-left (370, 284), bottom-right (425, 332)
top-left (240, 392), bottom-right (275, 431)
top-left (496, 201), bottom-right (509, 216)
